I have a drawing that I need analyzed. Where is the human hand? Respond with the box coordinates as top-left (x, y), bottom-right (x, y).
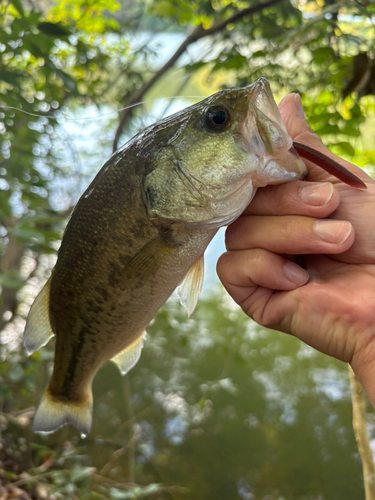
top-left (217, 93), bottom-right (375, 406)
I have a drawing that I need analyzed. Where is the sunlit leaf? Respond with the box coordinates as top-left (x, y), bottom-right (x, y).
top-left (9, 0), bottom-right (24, 16)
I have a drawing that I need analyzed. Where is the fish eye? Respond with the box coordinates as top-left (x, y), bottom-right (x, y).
top-left (205, 105), bottom-right (231, 132)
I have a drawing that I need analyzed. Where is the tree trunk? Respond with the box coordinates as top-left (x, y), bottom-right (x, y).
top-left (0, 232), bottom-right (26, 332)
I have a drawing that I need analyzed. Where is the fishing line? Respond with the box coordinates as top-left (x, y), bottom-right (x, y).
top-left (0, 96), bottom-right (203, 122)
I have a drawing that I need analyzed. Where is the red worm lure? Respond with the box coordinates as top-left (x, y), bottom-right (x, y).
top-left (293, 141), bottom-right (367, 190)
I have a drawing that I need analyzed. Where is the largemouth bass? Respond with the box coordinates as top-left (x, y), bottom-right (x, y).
top-left (23, 78), bottom-right (364, 435)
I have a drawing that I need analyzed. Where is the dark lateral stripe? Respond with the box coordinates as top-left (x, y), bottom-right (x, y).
top-left (293, 141), bottom-right (367, 190)
top-left (61, 327), bottom-right (87, 399)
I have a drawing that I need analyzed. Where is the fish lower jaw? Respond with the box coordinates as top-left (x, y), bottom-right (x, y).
top-left (252, 155), bottom-right (307, 188)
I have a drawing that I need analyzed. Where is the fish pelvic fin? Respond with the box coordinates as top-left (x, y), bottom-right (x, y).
top-left (111, 331), bottom-right (146, 375)
top-left (24, 278), bottom-right (54, 355)
top-left (33, 387), bottom-right (93, 435)
top-left (177, 254), bottom-right (204, 317)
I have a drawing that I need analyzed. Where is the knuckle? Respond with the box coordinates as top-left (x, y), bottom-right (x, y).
top-left (247, 248), bottom-right (265, 269)
top-left (225, 218), bottom-right (249, 250)
top-left (258, 182), bottom-right (303, 215)
top-left (282, 181), bottom-right (307, 211)
top-left (252, 186), bottom-right (274, 212)
top-left (216, 252), bottom-right (230, 279)
top-left (224, 225), bottom-right (235, 249)
top-left (294, 130), bottom-right (320, 146)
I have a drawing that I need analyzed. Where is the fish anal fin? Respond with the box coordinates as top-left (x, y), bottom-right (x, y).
top-left (33, 388), bottom-right (92, 436)
top-left (111, 331), bottom-right (146, 375)
top-left (24, 278), bottom-right (54, 355)
top-left (177, 254), bottom-right (204, 317)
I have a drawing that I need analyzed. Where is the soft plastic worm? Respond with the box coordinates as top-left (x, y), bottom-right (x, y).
top-left (293, 141), bottom-right (367, 190)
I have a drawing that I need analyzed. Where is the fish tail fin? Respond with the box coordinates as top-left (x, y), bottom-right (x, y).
top-left (24, 278), bottom-right (54, 355)
top-left (33, 387), bottom-right (93, 436)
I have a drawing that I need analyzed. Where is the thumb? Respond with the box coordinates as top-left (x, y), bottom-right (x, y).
top-left (278, 94), bottom-right (323, 150)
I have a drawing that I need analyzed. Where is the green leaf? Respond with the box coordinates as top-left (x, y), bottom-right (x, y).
top-left (70, 465), bottom-right (96, 483)
top-left (37, 22), bottom-right (71, 38)
top-left (54, 68), bottom-right (77, 91)
top-left (30, 443), bottom-right (53, 458)
top-left (9, 0), bottom-right (24, 16)
top-left (154, 1), bottom-right (175, 17)
top-left (313, 47), bottom-right (334, 65)
top-left (315, 124), bottom-right (340, 136)
top-left (0, 192), bottom-right (12, 217)
top-left (0, 270), bottom-right (24, 289)
top-left (8, 364), bottom-right (24, 383)
top-left (332, 142), bottom-right (355, 156)
top-left (13, 226), bottom-right (46, 243)
top-left (109, 484), bottom-right (161, 499)
top-left (0, 384), bottom-right (11, 398)
top-left (142, 483), bottom-right (162, 494)
top-left (110, 489), bottom-right (133, 499)
top-left (341, 123), bottom-right (361, 138)
top-left (0, 70), bottom-right (21, 86)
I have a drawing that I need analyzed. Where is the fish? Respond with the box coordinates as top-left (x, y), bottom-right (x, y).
top-left (23, 78), bottom-right (365, 435)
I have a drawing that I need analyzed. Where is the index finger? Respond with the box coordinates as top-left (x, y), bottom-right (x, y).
top-left (244, 180), bottom-right (340, 217)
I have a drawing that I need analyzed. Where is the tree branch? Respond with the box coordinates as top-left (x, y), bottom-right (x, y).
top-left (348, 366), bottom-right (375, 500)
top-left (112, 0), bottom-right (284, 151)
top-left (122, 375), bottom-right (136, 483)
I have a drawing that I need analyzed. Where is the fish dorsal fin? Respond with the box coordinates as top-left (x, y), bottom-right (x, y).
top-left (24, 278), bottom-right (54, 355)
top-left (111, 331), bottom-right (146, 375)
top-left (177, 254), bottom-right (204, 317)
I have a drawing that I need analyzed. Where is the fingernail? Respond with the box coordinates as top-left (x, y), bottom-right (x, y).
top-left (294, 94), bottom-right (305, 118)
top-left (284, 261), bottom-right (309, 285)
top-left (300, 183), bottom-right (334, 207)
top-left (314, 220), bottom-right (352, 244)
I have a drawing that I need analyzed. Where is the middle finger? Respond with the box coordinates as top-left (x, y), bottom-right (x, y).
top-left (226, 215), bottom-right (354, 255)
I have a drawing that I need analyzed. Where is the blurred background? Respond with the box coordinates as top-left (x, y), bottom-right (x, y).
top-left (0, 0), bottom-right (375, 498)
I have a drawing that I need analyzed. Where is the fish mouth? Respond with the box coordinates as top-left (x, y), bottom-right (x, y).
top-left (238, 78), bottom-right (307, 187)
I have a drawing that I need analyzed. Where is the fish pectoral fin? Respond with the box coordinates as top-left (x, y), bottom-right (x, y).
top-left (33, 387), bottom-right (92, 436)
top-left (177, 254), bottom-right (204, 317)
top-left (118, 230), bottom-right (177, 287)
top-left (24, 278), bottom-right (54, 355)
top-left (111, 331), bottom-right (146, 375)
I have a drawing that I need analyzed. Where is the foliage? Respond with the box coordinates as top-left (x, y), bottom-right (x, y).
top-left (1, 0), bottom-right (375, 498)
top-left (0, 293), bottom-right (367, 499)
